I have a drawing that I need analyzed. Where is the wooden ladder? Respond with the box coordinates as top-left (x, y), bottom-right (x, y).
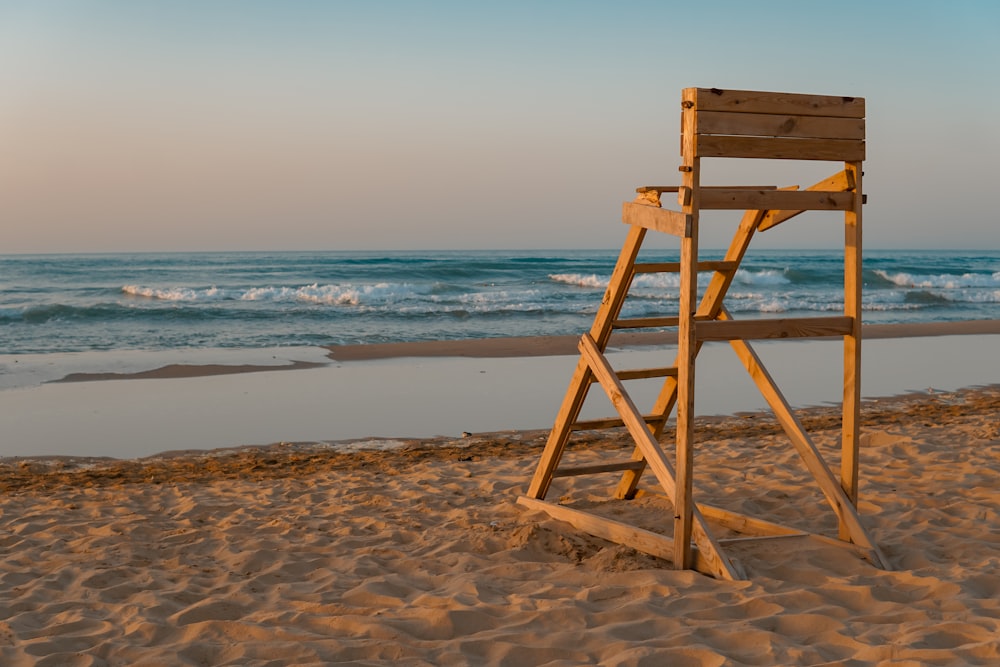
top-left (518, 88), bottom-right (890, 580)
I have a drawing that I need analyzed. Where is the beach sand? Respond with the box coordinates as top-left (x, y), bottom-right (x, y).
top-left (2, 378), bottom-right (999, 662)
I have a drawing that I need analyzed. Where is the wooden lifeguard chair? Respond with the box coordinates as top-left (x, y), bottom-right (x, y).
top-left (518, 87), bottom-right (889, 580)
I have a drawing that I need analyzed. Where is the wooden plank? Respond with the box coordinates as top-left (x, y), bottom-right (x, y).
top-left (718, 534), bottom-right (809, 545)
top-left (699, 188), bottom-right (855, 211)
top-left (634, 261), bottom-right (681, 273)
top-left (694, 316), bottom-right (854, 341)
top-left (674, 149), bottom-right (700, 570)
top-left (587, 365), bottom-right (677, 382)
top-left (640, 185), bottom-right (778, 192)
top-left (612, 316), bottom-right (680, 330)
top-left (615, 366), bottom-right (678, 381)
top-left (685, 87), bottom-right (865, 118)
top-left (578, 333), bottom-right (741, 580)
top-left (586, 367), bottom-right (678, 383)
top-left (633, 260), bottom-right (738, 274)
top-left (571, 417), bottom-right (626, 430)
top-left (758, 170), bottom-right (855, 231)
top-left (516, 497), bottom-right (739, 579)
top-left (697, 504), bottom-right (808, 537)
top-left (842, 161), bottom-right (863, 540)
top-left (637, 496), bottom-right (877, 563)
top-left (694, 499), bottom-right (880, 563)
top-left (622, 202), bottom-right (691, 237)
top-left (696, 110), bottom-right (865, 140)
top-left (634, 492), bottom-right (806, 539)
top-left (571, 416), bottom-right (666, 431)
top-left (552, 461), bottom-right (645, 477)
top-left (694, 135), bottom-right (865, 161)
top-left (518, 496), bottom-right (678, 562)
top-left (636, 185), bottom-right (680, 193)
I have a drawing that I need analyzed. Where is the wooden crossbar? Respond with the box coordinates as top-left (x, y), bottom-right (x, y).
top-left (692, 136), bottom-right (865, 161)
top-left (611, 316), bottom-right (680, 329)
top-left (695, 316), bottom-right (854, 341)
top-left (694, 110), bottom-right (866, 140)
top-left (632, 260), bottom-right (737, 274)
top-left (683, 87), bottom-right (865, 118)
top-left (699, 188), bottom-right (855, 211)
top-left (552, 460), bottom-right (645, 477)
top-left (518, 496), bottom-right (737, 576)
top-left (570, 416), bottom-right (664, 431)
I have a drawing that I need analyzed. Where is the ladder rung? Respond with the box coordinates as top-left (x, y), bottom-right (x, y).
top-left (588, 366), bottom-right (677, 382)
top-left (553, 460), bottom-right (646, 478)
top-left (717, 533), bottom-right (810, 546)
top-left (695, 316), bottom-right (854, 341)
top-left (571, 415), bottom-right (667, 431)
top-left (633, 260), bottom-right (738, 274)
top-left (611, 316), bottom-right (680, 329)
top-left (699, 188), bottom-right (855, 211)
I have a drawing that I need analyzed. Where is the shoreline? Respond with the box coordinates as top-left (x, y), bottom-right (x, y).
top-left (4, 382), bottom-right (998, 483)
top-left (0, 321), bottom-right (996, 460)
top-left (25, 319), bottom-right (1000, 384)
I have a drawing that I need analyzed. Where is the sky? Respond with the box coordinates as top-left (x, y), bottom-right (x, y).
top-left (2, 1), bottom-right (999, 253)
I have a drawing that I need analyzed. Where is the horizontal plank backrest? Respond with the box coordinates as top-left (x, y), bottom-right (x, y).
top-left (681, 87), bottom-right (865, 161)
top-left (684, 88), bottom-right (864, 118)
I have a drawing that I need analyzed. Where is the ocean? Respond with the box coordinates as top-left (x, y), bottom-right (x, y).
top-left (1, 248), bottom-right (998, 457)
top-left (2, 249), bottom-right (998, 358)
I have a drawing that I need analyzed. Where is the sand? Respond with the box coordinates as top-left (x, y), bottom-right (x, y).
top-left (2, 383), bottom-right (999, 665)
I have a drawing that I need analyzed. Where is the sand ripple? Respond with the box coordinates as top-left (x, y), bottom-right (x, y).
top-left (0, 386), bottom-right (999, 665)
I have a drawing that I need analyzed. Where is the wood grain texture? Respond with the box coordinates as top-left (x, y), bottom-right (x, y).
top-left (685, 87), bottom-right (865, 118)
top-left (621, 202), bottom-right (691, 237)
top-left (695, 110), bottom-right (865, 140)
top-left (694, 135), bottom-right (865, 161)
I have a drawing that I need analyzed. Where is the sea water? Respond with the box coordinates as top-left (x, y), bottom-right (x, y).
top-left (2, 249), bottom-right (997, 358)
top-left (1, 249), bottom-right (998, 457)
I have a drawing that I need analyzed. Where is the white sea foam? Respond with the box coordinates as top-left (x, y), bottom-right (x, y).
top-left (123, 282), bottom-right (431, 306)
top-left (633, 274), bottom-right (683, 289)
top-left (758, 300), bottom-right (786, 313)
top-left (122, 285), bottom-right (228, 301)
top-left (548, 273), bottom-right (606, 288)
top-left (874, 270), bottom-right (1000, 289)
top-left (734, 269), bottom-right (791, 286)
top-left (549, 269), bottom-right (791, 290)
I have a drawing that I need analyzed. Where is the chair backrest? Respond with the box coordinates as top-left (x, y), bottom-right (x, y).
top-left (681, 88), bottom-right (865, 162)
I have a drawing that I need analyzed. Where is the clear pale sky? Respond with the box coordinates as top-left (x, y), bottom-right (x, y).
top-left (3, 1), bottom-right (998, 253)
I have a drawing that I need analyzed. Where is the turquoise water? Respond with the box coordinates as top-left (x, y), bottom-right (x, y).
top-left (1, 249), bottom-right (998, 355)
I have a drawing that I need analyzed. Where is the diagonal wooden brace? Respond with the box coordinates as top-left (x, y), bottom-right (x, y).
top-left (578, 333), bottom-right (742, 580)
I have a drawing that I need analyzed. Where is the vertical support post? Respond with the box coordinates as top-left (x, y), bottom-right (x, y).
top-left (840, 161), bottom-right (863, 540)
top-left (673, 96), bottom-right (699, 569)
